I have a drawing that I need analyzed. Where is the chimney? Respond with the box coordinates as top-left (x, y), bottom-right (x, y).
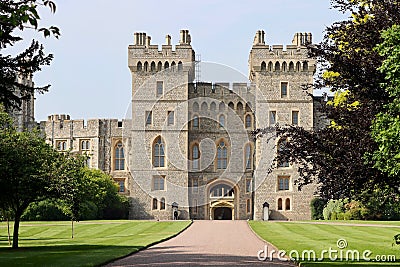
top-left (180, 30), bottom-right (190, 45)
top-left (134, 32), bottom-right (139, 45)
top-left (292, 32), bottom-right (312, 46)
top-left (253, 30), bottom-right (265, 45)
top-left (146, 36), bottom-right (151, 47)
top-left (166, 35), bottom-right (171, 45)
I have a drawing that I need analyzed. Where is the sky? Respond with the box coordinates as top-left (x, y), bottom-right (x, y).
top-left (6, 0), bottom-right (349, 122)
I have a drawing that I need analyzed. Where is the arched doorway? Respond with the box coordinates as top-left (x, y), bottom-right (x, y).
top-left (208, 183), bottom-right (236, 220)
top-left (214, 207), bottom-right (232, 220)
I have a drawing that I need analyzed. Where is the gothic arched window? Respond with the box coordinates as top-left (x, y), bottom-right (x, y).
top-left (219, 114), bottom-right (225, 128)
top-left (115, 142), bottom-right (125, 170)
top-left (160, 197), bottom-right (166, 210)
top-left (245, 143), bottom-right (251, 169)
top-left (217, 141), bottom-right (228, 169)
top-left (245, 114), bottom-right (252, 128)
top-left (192, 144), bottom-right (199, 170)
top-left (278, 198), bottom-right (283, 210)
top-left (154, 136), bottom-right (165, 167)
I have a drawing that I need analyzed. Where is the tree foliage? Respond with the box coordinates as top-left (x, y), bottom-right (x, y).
top-left (371, 24), bottom-right (400, 178)
top-left (0, 107), bottom-right (65, 248)
top-left (0, 0), bottom-right (59, 111)
top-left (255, 0), bottom-right (400, 200)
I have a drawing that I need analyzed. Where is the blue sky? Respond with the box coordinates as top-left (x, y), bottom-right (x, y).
top-left (7, 0), bottom-right (348, 121)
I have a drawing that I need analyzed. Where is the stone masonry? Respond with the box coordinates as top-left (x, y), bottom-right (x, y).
top-left (40, 29), bottom-right (322, 221)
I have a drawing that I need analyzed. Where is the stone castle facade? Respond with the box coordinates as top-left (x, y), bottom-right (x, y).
top-left (40, 29), bottom-right (323, 221)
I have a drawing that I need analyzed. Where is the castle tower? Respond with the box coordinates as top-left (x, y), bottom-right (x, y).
top-left (9, 73), bottom-right (35, 131)
top-left (249, 31), bottom-right (317, 220)
top-left (127, 30), bottom-right (195, 219)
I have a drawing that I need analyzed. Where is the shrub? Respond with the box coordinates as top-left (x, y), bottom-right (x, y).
top-left (323, 199), bottom-right (346, 220)
top-left (310, 198), bottom-right (326, 220)
top-left (337, 212), bottom-right (345, 220)
top-left (22, 200), bottom-right (69, 221)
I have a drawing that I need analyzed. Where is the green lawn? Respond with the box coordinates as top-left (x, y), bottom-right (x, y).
top-left (0, 220), bottom-right (191, 267)
top-left (249, 221), bottom-right (400, 266)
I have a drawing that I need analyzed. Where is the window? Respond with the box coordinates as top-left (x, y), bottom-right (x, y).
top-left (245, 114), bottom-right (252, 128)
top-left (285, 198), bottom-right (291, 210)
top-left (282, 62), bottom-right (287, 72)
top-left (278, 139), bottom-right (289, 167)
top-left (269, 111), bottom-right (276, 125)
top-left (115, 142), bottom-right (125, 170)
top-left (167, 111), bottom-right (174, 125)
top-left (145, 111), bottom-right (152, 126)
top-left (210, 184), bottom-right (234, 198)
top-left (245, 144), bottom-right (252, 169)
top-left (192, 145), bottom-right (199, 170)
top-left (278, 176), bottom-right (290, 191)
top-left (153, 176), bottom-right (165, 191)
top-left (85, 157), bottom-right (91, 167)
top-left (217, 141), bottom-right (228, 169)
top-left (152, 198), bottom-right (158, 210)
top-left (118, 180), bottom-right (125, 192)
top-left (81, 140), bottom-right (90, 151)
top-left (178, 61), bottom-right (183, 71)
top-left (277, 198), bottom-right (283, 210)
top-left (192, 178), bottom-right (198, 193)
top-left (281, 82), bottom-right (288, 98)
top-left (118, 121), bottom-right (123, 128)
top-left (246, 178), bottom-right (252, 193)
top-left (261, 61), bottom-right (266, 71)
top-left (56, 140), bottom-right (67, 151)
top-left (246, 199), bottom-right (251, 214)
top-left (303, 61), bottom-right (308, 71)
top-left (268, 62), bottom-right (273, 71)
top-left (193, 199), bottom-right (198, 214)
top-left (156, 81), bottom-right (163, 96)
top-left (219, 114), bottom-right (225, 128)
top-left (153, 137), bottom-right (165, 167)
top-left (160, 197), bottom-right (166, 210)
top-left (193, 115), bottom-right (199, 129)
top-left (292, 111), bottom-right (299, 125)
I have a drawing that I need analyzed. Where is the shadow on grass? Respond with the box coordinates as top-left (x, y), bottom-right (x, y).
top-left (0, 244), bottom-right (144, 267)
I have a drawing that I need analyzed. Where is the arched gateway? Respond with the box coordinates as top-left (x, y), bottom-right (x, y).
top-left (209, 183), bottom-right (236, 220)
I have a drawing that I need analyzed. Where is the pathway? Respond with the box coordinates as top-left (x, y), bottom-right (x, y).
top-left (105, 220), bottom-right (296, 266)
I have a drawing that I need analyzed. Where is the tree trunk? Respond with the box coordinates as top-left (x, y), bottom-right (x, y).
top-left (71, 220), bottom-right (74, 239)
top-left (12, 215), bottom-right (20, 248)
top-left (7, 218), bottom-right (11, 246)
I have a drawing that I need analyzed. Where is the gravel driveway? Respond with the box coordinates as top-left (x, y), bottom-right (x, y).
top-left (105, 220), bottom-right (296, 266)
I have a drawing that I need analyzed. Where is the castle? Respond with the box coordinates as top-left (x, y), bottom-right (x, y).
top-left (38, 29), bottom-right (324, 220)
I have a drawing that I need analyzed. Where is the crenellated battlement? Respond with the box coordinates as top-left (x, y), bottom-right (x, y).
top-left (248, 30), bottom-right (316, 80)
top-left (128, 30), bottom-right (195, 73)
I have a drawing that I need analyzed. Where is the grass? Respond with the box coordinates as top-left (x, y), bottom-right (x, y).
top-left (0, 220), bottom-right (191, 267)
top-left (249, 221), bottom-right (400, 266)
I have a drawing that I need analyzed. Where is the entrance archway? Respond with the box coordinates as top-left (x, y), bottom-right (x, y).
top-left (208, 182), bottom-right (237, 220)
top-left (214, 207), bottom-right (232, 220)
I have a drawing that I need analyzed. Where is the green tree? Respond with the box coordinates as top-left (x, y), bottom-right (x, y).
top-left (59, 167), bottom-right (129, 237)
top-left (371, 25), bottom-right (400, 178)
top-left (79, 168), bottom-right (128, 220)
top-left (0, 108), bottom-right (64, 248)
top-left (57, 154), bottom-right (86, 238)
top-left (0, 0), bottom-right (59, 111)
